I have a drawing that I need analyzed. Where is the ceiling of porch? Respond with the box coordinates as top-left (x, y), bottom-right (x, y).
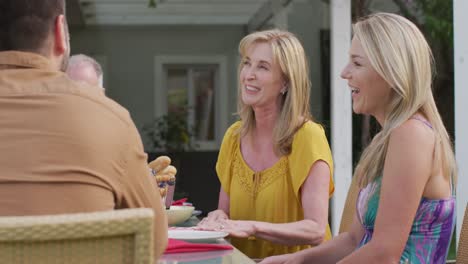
top-left (67, 0), bottom-right (275, 26)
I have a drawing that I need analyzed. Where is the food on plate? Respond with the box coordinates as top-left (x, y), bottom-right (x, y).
top-left (159, 187), bottom-right (167, 197)
top-left (155, 165), bottom-right (177, 187)
top-left (149, 156), bottom-right (177, 199)
top-left (149, 156), bottom-right (171, 172)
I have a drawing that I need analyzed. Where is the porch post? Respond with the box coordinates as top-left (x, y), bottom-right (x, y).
top-left (330, 0), bottom-right (352, 236)
top-left (247, 0), bottom-right (293, 32)
top-left (454, 0), bottom-right (468, 244)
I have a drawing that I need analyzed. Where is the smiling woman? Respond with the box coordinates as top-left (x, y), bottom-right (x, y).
top-left (196, 29), bottom-right (335, 259)
top-left (239, 42), bottom-right (285, 109)
top-left (260, 13), bottom-right (457, 264)
top-left (340, 38), bottom-right (393, 120)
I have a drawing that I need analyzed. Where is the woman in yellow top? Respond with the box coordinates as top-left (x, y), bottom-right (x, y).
top-left (197, 29), bottom-right (334, 259)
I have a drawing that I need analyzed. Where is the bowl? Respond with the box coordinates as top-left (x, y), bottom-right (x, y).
top-left (166, 206), bottom-right (194, 225)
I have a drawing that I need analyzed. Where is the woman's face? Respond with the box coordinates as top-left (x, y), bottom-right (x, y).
top-left (340, 37), bottom-right (392, 122)
top-left (239, 42), bottom-right (285, 110)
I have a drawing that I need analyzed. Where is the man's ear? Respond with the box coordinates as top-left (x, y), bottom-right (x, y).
top-left (53, 15), bottom-right (67, 56)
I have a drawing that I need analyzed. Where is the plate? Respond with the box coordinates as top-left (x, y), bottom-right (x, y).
top-left (168, 230), bottom-right (229, 242)
top-left (160, 249), bottom-right (232, 262)
top-left (192, 210), bottom-right (202, 217)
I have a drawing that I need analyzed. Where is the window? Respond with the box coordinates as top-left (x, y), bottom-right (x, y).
top-left (154, 56), bottom-right (228, 150)
top-left (166, 65), bottom-right (216, 142)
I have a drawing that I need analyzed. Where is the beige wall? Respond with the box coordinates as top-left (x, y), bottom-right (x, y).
top-left (70, 0), bottom-right (335, 150)
top-left (70, 25), bottom-right (244, 148)
top-left (288, 1), bottom-right (329, 122)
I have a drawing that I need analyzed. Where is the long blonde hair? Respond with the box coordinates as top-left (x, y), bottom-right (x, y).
top-left (237, 29), bottom-right (312, 156)
top-left (353, 13), bottom-right (457, 187)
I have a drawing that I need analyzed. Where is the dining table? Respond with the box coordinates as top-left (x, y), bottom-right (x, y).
top-left (157, 216), bottom-right (257, 264)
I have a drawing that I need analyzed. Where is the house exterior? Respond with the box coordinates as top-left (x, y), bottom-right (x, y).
top-left (68, 0), bottom-right (467, 242)
top-left (69, 0), bottom-right (333, 150)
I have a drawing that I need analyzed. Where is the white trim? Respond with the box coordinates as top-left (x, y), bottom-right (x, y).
top-left (87, 0), bottom-right (261, 2)
top-left (153, 55), bottom-right (228, 151)
top-left (82, 3), bottom-right (262, 14)
top-left (247, 0), bottom-right (293, 32)
top-left (86, 15), bottom-right (252, 25)
top-left (330, 0), bottom-right (352, 236)
top-left (78, 0), bottom-right (308, 26)
top-left (454, 0), bottom-right (468, 245)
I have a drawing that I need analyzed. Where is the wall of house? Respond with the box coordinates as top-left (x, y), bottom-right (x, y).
top-left (70, 25), bottom-right (244, 148)
top-left (70, 1), bottom-right (334, 150)
top-left (69, 11), bottom-right (332, 213)
top-left (287, 1), bottom-right (329, 123)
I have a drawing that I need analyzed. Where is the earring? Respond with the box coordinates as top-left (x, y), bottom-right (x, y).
top-left (281, 86), bottom-right (287, 95)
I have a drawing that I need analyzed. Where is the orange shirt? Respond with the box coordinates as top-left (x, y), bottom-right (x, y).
top-left (0, 51), bottom-right (167, 255)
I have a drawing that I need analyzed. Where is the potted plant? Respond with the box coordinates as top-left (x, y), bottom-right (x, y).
top-left (143, 107), bottom-right (197, 200)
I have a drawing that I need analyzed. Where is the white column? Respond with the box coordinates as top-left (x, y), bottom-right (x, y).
top-left (454, 0), bottom-right (468, 244)
top-left (330, 0), bottom-right (352, 236)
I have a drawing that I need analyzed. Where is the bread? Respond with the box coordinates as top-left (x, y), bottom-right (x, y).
top-left (155, 165), bottom-right (177, 177)
top-left (159, 187), bottom-right (167, 197)
top-left (148, 156), bottom-right (171, 172)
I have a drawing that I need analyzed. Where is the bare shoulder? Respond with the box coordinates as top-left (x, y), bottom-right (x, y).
top-left (389, 118), bottom-right (435, 150)
top-left (384, 118), bottom-right (436, 190)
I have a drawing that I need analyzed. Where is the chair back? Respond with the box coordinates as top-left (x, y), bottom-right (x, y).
top-left (457, 204), bottom-right (468, 263)
top-left (339, 176), bottom-right (360, 234)
top-left (0, 208), bottom-right (154, 264)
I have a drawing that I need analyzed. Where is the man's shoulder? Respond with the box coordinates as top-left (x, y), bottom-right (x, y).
top-left (1, 69), bottom-right (135, 131)
top-left (57, 76), bottom-right (133, 126)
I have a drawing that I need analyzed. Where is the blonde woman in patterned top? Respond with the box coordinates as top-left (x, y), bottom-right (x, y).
top-left (261, 13), bottom-right (457, 264)
top-left (197, 29), bottom-right (335, 259)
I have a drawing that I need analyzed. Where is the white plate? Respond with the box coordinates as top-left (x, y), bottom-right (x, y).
top-left (160, 249), bottom-right (232, 262)
top-left (168, 230), bottom-right (229, 241)
top-left (192, 210), bottom-right (202, 216)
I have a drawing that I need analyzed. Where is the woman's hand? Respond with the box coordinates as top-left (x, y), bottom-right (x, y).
top-left (197, 209), bottom-right (229, 230)
top-left (198, 218), bottom-right (257, 237)
top-left (260, 253), bottom-right (304, 264)
top-left (221, 220), bottom-right (256, 237)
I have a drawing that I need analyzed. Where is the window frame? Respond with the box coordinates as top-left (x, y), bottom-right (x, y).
top-left (154, 55), bottom-right (228, 151)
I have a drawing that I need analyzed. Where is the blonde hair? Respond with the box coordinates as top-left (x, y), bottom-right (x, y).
top-left (237, 29), bottom-right (313, 156)
top-left (353, 13), bottom-right (457, 187)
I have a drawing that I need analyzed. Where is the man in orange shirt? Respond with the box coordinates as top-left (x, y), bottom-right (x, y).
top-left (0, 0), bottom-right (168, 259)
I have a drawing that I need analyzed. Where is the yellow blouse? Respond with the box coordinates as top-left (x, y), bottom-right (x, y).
top-left (216, 121), bottom-right (334, 259)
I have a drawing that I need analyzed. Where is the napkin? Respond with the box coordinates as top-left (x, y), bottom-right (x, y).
top-left (164, 239), bottom-right (233, 254)
top-left (171, 198), bottom-right (188, 206)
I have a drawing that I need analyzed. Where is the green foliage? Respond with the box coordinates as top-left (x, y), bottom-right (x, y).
top-left (417, 0), bottom-right (453, 46)
top-left (393, 0), bottom-right (454, 134)
top-left (143, 108), bottom-right (197, 152)
top-left (148, 0), bottom-right (156, 8)
top-left (447, 232), bottom-right (456, 261)
top-left (350, 0), bottom-right (455, 153)
top-left (392, 0), bottom-right (453, 59)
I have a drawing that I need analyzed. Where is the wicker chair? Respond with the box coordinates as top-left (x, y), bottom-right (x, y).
top-left (456, 204), bottom-right (468, 264)
top-left (339, 176), bottom-right (360, 234)
top-left (0, 208), bottom-right (154, 264)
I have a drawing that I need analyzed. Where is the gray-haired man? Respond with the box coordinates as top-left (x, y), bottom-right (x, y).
top-left (66, 54), bottom-right (104, 91)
